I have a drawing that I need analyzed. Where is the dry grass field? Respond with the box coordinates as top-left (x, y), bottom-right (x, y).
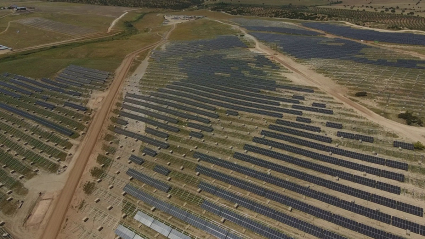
top-left (204, 0), bottom-right (331, 6)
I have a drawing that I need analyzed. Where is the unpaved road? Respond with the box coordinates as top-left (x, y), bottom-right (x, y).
top-left (222, 20), bottom-right (425, 143)
top-left (108, 11), bottom-right (129, 33)
top-left (40, 24), bottom-right (176, 239)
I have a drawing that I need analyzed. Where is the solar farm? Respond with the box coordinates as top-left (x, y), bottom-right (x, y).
top-left (55, 17), bottom-right (425, 239)
top-left (0, 64), bottom-right (111, 236)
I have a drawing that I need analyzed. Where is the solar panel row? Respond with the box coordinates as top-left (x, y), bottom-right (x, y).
top-left (123, 184), bottom-right (242, 239)
top-left (276, 119), bottom-right (320, 132)
top-left (268, 124), bottom-right (331, 143)
top-left (259, 129), bottom-right (408, 170)
top-left (145, 127), bottom-right (169, 139)
top-left (114, 127), bottom-right (170, 149)
top-left (122, 102), bottom-right (179, 124)
top-left (337, 131), bottom-right (374, 143)
top-left (0, 102), bottom-right (74, 136)
top-left (243, 144), bottom-right (421, 217)
top-left (126, 168), bottom-right (171, 193)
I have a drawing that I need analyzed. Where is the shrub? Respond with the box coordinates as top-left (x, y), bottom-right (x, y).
top-left (83, 181), bottom-right (96, 195)
top-left (355, 91), bottom-right (367, 97)
top-left (398, 111), bottom-right (423, 126)
top-left (414, 141), bottom-right (425, 150)
top-left (90, 167), bottom-right (105, 179)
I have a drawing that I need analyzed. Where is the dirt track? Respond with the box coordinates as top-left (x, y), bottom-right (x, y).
top-left (222, 20), bottom-right (425, 143)
top-left (40, 24), bottom-right (176, 239)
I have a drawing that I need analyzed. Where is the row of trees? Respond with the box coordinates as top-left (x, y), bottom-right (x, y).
top-left (47, 0), bottom-right (203, 9)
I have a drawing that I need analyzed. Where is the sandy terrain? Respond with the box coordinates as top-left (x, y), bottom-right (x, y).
top-left (40, 24), bottom-right (176, 239)
top-left (222, 20), bottom-right (425, 143)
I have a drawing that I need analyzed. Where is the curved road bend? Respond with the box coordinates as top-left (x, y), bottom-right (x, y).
top-left (41, 24), bottom-right (176, 239)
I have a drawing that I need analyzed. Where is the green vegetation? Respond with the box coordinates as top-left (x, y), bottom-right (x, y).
top-left (355, 91), bottom-right (367, 97)
top-left (0, 11), bottom-right (164, 78)
top-left (169, 19), bottom-right (238, 41)
top-left (90, 167), bottom-right (105, 179)
top-left (414, 141), bottom-right (425, 150)
top-left (46, 0), bottom-right (203, 9)
top-left (96, 154), bottom-right (113, 167)
top-left (398, 111), bottom-right (423, 126)
top-left (83, 181), bottom-right (96, 195)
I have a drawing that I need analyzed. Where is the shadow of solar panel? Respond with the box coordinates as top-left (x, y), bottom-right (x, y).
top-left (0, 102), bottom-right (74, 136)
top-left (122, 102), bottom-right (179, 124)
top-left (127, 168), bottom-right (171, 193)
top-left (118, 111), bottom-right (179, 132)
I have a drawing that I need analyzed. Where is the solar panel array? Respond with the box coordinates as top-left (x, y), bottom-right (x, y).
top-left (254, 133), bottom-right (404, 182)
top-left (258, 129), bottom-right (408, 170)
top-left (244, 25), bottom-right (322, 36)
top-left (9, 79), bottom-right (43, 92)
top-left (195, 152), bottom-right (423, 237)
top-left (129, 154), bottom-right (144, 165)
top-left (145, 127), bottom-right (169, 139)
top-left (226, 110), bottom-right (238, 116)
top-left (196, 164), bottom-right (411, 239)
top-left (393, 141), bottom-right (414, 150)
top-left (114, 127), bottom-right (170, 149)
top-left (304, 22), bottom-right (425, 46)
top-left (326, 121), bottom-right (343, 129)
top-left (142, 147), bottom-right (157, 157)
top-left (189, 131), bottom-right (203, 139)
top-left (296, 116), bottom-right (311, 123)
top-left (200, 183), bottom-right (344, 239)
top-left (125, 94), bottom-right (211, 124)
top-left (0, 102), bottom-right (74, 136)
top-left (275, 119), bottom-right (320, 132)
top-left (268, 124), bottom-right (331, 143)
top-left (187, 122), bottom-right (213, 132)
top-left (0, 81), bottom-right (32, 95)
top-left (292, 104), bottom-right (333, 115)
top-left (312, 102), bottom-right (326, 108)
top-left (126, 168), bottom-right (171, 192)
top-left (123, 184), bottom-right (242, 239)
top-left (122, 102), bottom-right (179, 124)
top-left (133, 211), bottom-right (190, 239)
top-left (35, 101), bottom-right (55, 110)
top-left (250, 32), bottom-right (425, 69)
top-left (63, 102), bottom-right (87, 111)
top-left (337, 131), bottom-right (374, 143)
top-left (201, 200), bottom-right (295, 239)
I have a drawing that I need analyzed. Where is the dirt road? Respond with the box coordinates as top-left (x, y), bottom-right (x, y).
top-left (222, 20), bottom-right (425, 143)
top-left (108, 11), bottom-right (129, 33)
top-left (40, 24), bottom-right (176, 239)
